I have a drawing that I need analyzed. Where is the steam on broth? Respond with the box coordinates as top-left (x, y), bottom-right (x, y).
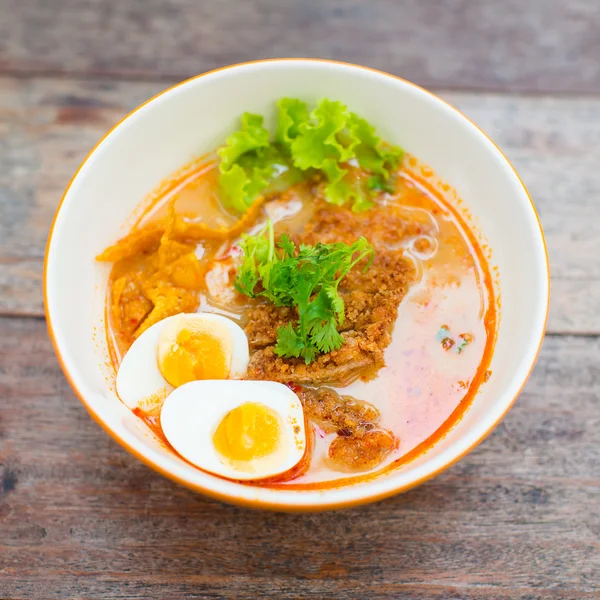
top-left (98, 98), bottom-right (496, 488)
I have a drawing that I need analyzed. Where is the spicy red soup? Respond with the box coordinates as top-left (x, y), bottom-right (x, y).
top-left (98, 98), bottom-right (496, 489)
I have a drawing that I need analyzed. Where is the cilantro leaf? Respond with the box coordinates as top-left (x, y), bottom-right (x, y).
top-left (277, 233), bottom-right (296, 258)
top-left (275, 323), bottom-right (306, 359)
top-left (323, 284), bottom-right (345, 323)
top-left (234, 221), bottom-right (374, 363)
top-left (233, 221), bottom-right (273, 297)
top-left (309, 317), bottom-right (344, 354)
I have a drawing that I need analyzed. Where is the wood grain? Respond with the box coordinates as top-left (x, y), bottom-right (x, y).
top-left (2, 4), bottom-right (598, 598)
top-left (1, 76), bottom-right (599, 332)
top-left (1, 0), bottom-right (600, 94)
top-left (0, 317), bottom-right (598, 599)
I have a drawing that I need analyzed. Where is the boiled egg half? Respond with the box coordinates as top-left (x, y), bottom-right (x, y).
top-left (116, 313), bottom-right (249, 410)
top-left (160, 380), bottom-right (306, 480)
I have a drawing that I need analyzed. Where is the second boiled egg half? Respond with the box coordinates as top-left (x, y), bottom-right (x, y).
top-left (160, 380), bottom-right (306, 480)
top-left (116, 312), bottom-right (249, 410)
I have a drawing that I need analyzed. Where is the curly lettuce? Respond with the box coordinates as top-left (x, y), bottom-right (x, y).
top-left (217, 99), bottom-right (404, 213)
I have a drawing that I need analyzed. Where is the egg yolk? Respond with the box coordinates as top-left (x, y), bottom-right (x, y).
top-left (159, 328), bottom-right (229, 388)
top-left (213, 402), bottom-right (281, 464)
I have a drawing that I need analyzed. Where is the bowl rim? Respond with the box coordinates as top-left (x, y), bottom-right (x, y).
top-left (43, 58), bottom-right (550, 512)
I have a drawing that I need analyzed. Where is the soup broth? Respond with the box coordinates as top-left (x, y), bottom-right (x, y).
top-left (98, 97), bottom-right (497, 488)
top-left (102, 156), bottom-right (495, 489)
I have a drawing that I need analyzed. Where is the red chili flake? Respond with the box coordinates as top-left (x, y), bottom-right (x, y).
top-left (285, 381), bottom-right (302, 393)
top-left (441, 337), bottom-right (455, 351)
top-left (456, 332), bottom-right (474, 354)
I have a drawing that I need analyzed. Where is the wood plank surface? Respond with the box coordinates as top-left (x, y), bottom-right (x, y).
top-left (1, 76), bottom-right (599, 332)
top-left (1, 0), bottom-right (600, 94)
top-left (2, 2), bottom-right (599, 598)
top-left (0, 317), bottom-right (599, 599)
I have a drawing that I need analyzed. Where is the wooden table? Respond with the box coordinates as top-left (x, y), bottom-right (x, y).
top-left (1, 2), bottom-right (599, 598)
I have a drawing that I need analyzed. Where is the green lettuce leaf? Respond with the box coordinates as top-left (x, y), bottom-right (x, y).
top-left (218, 113), bottom-right (294, 212)
top-left (367, 174), bottom-right (395, 193)
top-left (217, 98), bottom-right (404, 214)
top-left (348, 113), bottom-right (403, 178)
top-left (290, 99), bottom-right (359, 170)
top-left (218, 113), bottom-right (270, 171)
top-left (287, 100), bottom-right (402, 211)
top-left (275, 98), bottom-right (309, 150)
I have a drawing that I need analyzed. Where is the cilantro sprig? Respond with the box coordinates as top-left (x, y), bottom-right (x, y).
top-left (234, 221), bottom-right (374, 363)
top-left (218, 98), bottom-right (403, 214)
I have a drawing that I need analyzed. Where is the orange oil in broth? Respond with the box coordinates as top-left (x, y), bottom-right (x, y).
top-left (106, 157), bottom-right (496, 489)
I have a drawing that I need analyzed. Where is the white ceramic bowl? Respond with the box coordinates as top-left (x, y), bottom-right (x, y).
top-left (44, 59), bottom-right (549, 511)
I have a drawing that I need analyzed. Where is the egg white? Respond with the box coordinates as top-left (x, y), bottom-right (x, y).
top-left (116, 316), bottom-right (175, 410)
top-left (160, 380), bottom-right (306, 481)
top-left (116, 313), bottom-right (250, 410)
